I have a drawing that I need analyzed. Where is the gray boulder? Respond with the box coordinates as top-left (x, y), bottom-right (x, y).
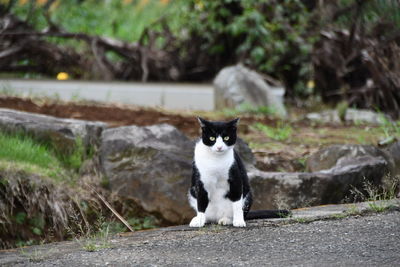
top-left (100, 124), bottom-right (195, 224)
top-left (249, 155), bottom-right (388, 210)
top-left (0, 108), bottom-right (107, 153)
top-left (305, 144), bottom-right (395, 174)
top-left (213, 64), bottom-right (287, 117)
top-left (382, 141), bottom-right (400, 176)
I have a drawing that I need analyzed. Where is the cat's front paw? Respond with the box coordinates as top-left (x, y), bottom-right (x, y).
top-left (233, 219), bottom-right (246, 228)
top-left (218, 217), bottom-right (232, 226)
top-left (189, 213), bottom-right (206, 227)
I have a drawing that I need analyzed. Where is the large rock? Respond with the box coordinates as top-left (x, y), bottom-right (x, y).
top-left (213, 64), bottom-right (287, 117)
top-left (305, 144), bottom-right (395, 174)
top-left (249, 155), bottom-right (388, 209)
top-left (383, 141), bottom-right (400, 176)
top-left (100, 124), bottom-right (195, 224)
top-left (0, 108), bottom-right (107, 153)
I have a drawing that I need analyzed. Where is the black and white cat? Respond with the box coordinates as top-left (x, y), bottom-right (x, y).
top-left (188, 117), bottom-right (289, 227)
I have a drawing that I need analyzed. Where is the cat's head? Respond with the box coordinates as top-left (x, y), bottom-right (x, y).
top-left (197, 117), bottom-right (239, 154)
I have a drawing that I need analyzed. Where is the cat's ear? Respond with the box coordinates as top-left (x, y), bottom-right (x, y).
top-left (229, 118), bottom-right (240, 127)
top-left (197, 117), bottom-right (208, 128)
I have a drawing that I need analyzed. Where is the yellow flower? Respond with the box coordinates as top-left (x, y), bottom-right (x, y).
top-left (307, 80), bottom-right (315, 89)
top-left (18, 0), bottom-right (28, 5)
top-left (36, 0), bottom-right (47, 6)
top-left (57, 72), bottom-right (69, 81)
top-left (49, 0), bottom-right (60, 12)
top-left (160, 0), bottom-right (170, 5)
top-left (137, 0), bottom-right (149, 9)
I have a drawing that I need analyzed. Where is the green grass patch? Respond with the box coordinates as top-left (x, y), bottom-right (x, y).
top-left (221, 103), bottom-right (277, 117)
top-left (252, 122), bottom-right (292, 141)
top-left (0, 131), bottom-right (84, 182)
top-left (0, 131), bottom-right (60, 170)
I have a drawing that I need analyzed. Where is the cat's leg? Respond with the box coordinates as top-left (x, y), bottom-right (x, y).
top-left (226, 169), bottom-right (246, 227)
top-left (232, 198), bottom-right (246, 227)
top-left (189, 181), bottom-right (208, 227)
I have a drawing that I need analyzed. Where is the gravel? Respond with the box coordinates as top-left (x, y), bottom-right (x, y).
top-left (5, 210), bottom-right (399, 267)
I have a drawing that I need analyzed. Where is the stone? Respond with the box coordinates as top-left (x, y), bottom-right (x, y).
top-left (306, 108), bottom-right (390, 125)
top-left (213, 64), bottom-right (287, 117)
top-left (0, 108), bottom-right (107, 154)
top-left (305, 144), bottom-right (395, 174)
top-left (249, 155), bottom-right (388, 210)
top-left (383, 141), bottom-right (400, 176)
top-left (100, 124), bottom-right (195, 224)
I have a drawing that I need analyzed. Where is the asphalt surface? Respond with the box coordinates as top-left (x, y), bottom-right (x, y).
top-left (0, 79), bottom-right (214, 110)
top-left (1, 205), bottom-right (399, 267)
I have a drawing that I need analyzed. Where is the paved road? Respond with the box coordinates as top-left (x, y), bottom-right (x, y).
top-left (0, 79), bottom-right (214, 111)
top-left (2, 208), bottom-right (399, 266)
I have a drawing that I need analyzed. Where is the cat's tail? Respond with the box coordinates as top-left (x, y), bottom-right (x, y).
top-left (245, 209), bottom-right (291, 220)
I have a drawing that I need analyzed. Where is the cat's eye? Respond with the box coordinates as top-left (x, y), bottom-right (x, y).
top-left (223, 136), bottom-right (230, 141)
top-left (209, 136), bottom-right (216, 141)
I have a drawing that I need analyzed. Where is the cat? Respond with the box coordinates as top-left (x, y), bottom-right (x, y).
top-left (188, 117), bottom-right (289, 227)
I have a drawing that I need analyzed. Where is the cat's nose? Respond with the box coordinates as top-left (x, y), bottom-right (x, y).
top-left (217, 146), bottom-right (223, 151)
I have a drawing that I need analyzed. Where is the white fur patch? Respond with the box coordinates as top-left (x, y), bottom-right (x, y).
top-left (189, 212), bottom-right (206, 227)
top-left (232, 198), bottom-right (246, 227)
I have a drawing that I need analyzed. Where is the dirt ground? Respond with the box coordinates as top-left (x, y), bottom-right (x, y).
top-left (0, 96), bottom-right (383, 172)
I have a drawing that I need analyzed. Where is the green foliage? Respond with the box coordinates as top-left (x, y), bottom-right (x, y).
top-left (378, 114), bottom-right (400, 140)
top-left (185, 0), bottom-right (314, 96)
top-left (252, 122), bottom-right (292, 141)
top-left (336, 0), bottom-right (400, 32)
top-left (9, 0), bottom-right (184, 42)
top-left (336, 101), bottom-right (348, 122)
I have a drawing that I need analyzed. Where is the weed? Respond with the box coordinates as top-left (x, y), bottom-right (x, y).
top-left (336, 101), bottom-right (348, 122)
top-left (378, 113), bottom-right (400, 139)
top-left (293, 217), bottom-right (313, 223)
top-left (350, 175), bottom-right (399, 213)
top-left (56, 137), bottom-right (85, 172)
top-left (345, 204), bottom-right (361, 216)
top-left (20, 247), bottom-right (46, 263)
top-left (72, 217), bottom-right (112, 252)
top-left (330, 213), bottom-right (347, 220)
top-left (252, 122), bottom-right (292, 141)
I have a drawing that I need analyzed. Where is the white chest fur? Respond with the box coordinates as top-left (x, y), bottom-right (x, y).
top-left (194, 141), bottom-right (235, 222)
top-left (194, 141), bottom-right (234, 187)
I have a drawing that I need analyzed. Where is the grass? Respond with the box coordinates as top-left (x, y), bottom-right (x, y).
top-left (221, 103), bottom-right (277, 117)
top-left (0, 131), bottom-right (67, 180)
top-left (0, 131), bottom-right (87, 182)
top-left (0, 131), bottom-right (59, 169)
top-left (350, 175), bottom-right (400, 213)
top-left (252, 122), bottom-right (292, 141)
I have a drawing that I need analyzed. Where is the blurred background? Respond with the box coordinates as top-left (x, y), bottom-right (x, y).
top-left (1, 0), bottom-right (400, 117)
